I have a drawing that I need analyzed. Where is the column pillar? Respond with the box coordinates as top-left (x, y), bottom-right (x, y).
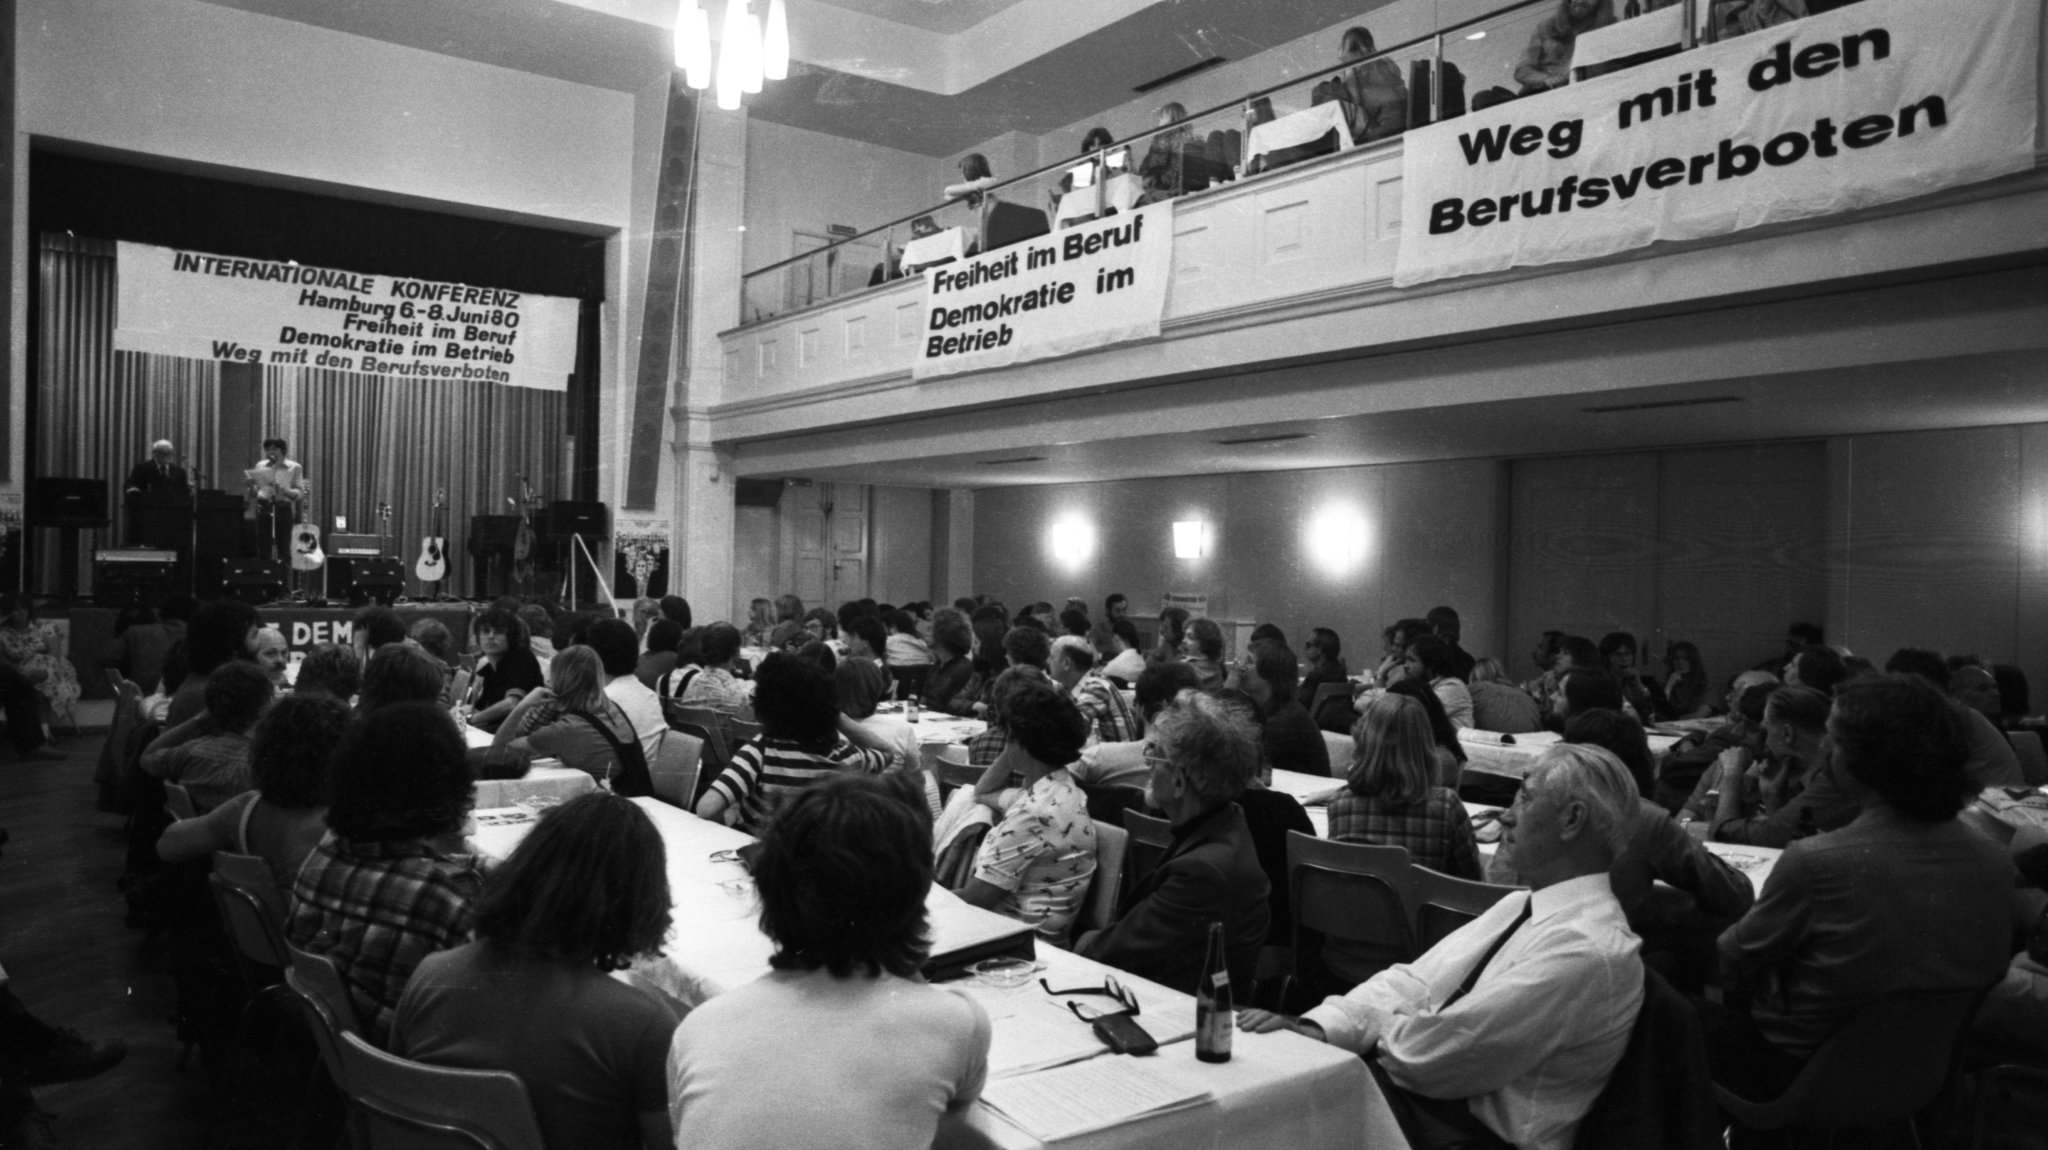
top-left (946, 489), bottom-right (974, 603)
top-left (672, 408), bottom-right (734, 623)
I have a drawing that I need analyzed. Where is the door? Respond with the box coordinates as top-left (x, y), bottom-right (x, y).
top-left (789, 482), bottom-right (868, 608)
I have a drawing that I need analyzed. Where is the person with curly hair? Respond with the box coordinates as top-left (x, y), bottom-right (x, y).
top-left (669, 774), bottom-right (990, 1149)
top-left (395, 792), bottom-right (680, 1149)
top-left (696, 653), bottom-right (889, 835)
top-left (287, 702), bottom-right (481, 1045)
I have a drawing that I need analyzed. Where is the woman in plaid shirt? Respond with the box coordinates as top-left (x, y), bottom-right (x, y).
top-left (1317, 693), bottom-right (1483, 881)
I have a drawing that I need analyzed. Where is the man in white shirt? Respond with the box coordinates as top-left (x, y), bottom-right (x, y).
top-left (588, 618), bottom-right (666, 761)
top-left (1241, 743), bottom-right (1644, 1150)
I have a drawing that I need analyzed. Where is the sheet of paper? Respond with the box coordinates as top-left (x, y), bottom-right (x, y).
top-left (980, 1003), bottom-right (1108, 1078)
top-left (980, 1055), bottom-right (1210, 1142)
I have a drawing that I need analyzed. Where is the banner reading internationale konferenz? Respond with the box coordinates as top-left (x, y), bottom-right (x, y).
top-left (115, 241), bottom-right (579, 391)
top-left (1393, 0), bottom-right (2038, 288)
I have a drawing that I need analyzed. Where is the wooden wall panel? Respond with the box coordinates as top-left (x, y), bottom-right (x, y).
top-left (1379, 459), bottom-right (1509, 666)
top-left (1508, 453), bottom-right (1660, 674)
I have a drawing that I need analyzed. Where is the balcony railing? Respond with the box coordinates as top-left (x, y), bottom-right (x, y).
top-left (737, 0), bottom-right (1737, 328)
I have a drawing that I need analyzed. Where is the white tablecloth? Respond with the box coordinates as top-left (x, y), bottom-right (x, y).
top-left (473, 764), bottom-right (595, 810)
top-left (1458, 729), bottom-right (1682, 780)
top-left (905, 227), bottom-right (970, 271)
top-left (471, 797), bottom-right (1399, 1150)
top-left (1246, 102), bottom-right (1351, 163)
top-left (1055, 173), bottom-right (1145, 224)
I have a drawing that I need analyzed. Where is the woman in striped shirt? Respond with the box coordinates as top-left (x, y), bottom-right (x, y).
top-left (696, 652), bottom-right (889, 836)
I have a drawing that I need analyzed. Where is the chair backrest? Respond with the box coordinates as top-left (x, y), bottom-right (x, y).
top-left (164, 781), bottom-right (198, 821)
top-left (1738, 986), bottom-right (1993, 1130)
top-left (1288, 831), bottom-right (1417, 980)
top-left (728, 718), bottom-right (763, 747)
top-left (982, 200), bottom-right (1050, 253)
top-left (1411, 865), bottom-right (1524, 951)
top-left (337, 1030), bottom-right (547, 1150)
top-left (285, 944), bottom-right (362, 1098)
top-left (2007, 729), bottom-right (2048, 786)
top-left (1080, 823), bottom-right (1129, 934)
top-left (1310, 681), bottom-right (1357, 734)
top-left (95, 679), bottom-right (145, 810)
top-left (1120, 808), bottom-right (1173, 894)
top-left (211, 851), bottom-right (291, 963)
top-left (649, 729), bottom-right (704, 809)
top-left (1575, 965), bottom-right (1721, 1150)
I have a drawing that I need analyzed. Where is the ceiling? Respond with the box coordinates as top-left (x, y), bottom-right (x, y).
top-left (193, 0), bottom-right (1387, 156)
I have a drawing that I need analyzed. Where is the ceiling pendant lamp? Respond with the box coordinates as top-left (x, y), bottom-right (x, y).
top-left (723, 0), bottom-right (763, 95)
top-left (675, 0), bottom-right (712, 90)
top-left (762, 0), bottom-right (790, 82)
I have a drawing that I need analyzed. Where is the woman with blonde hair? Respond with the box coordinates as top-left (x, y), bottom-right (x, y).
top-left (494, 645), bottom-right (653, 796)
top-left (1315, 693), bottom-right (1482, 879)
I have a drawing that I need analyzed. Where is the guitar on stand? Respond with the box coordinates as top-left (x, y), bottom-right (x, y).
top-left (511, 475), bottom-right (539, 596)
top-left (289, 481), bottom-right (326, 601)
top-left (416, 487), bottom-right (449, 598)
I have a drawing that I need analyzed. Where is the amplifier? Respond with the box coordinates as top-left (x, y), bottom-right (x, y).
top-left (222, 558), bottom-right (286, 605)
top-left (328, 533), bottom-right (384, 558)
top-left (342, 557), bottom-right (404, 608)
top-left (95, 549), bottom-right (178, 565)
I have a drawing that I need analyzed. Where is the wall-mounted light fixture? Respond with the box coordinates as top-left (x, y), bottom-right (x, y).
top-left (1051, 517), bottom-right (1095, 566)
top-left (1172, 520), bottom-right (1207, 560)
top-left (1306, 506), bottom-right (1370, 575)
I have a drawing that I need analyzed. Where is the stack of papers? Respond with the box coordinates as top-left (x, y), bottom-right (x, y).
top-left (980, 1056), bottom-right (1211, 1141)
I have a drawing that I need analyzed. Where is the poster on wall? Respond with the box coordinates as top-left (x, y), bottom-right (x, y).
top-left (1161, 591), bottom-right (1209, 619)
top-left (114, 241), bottom-right (580, 391)
top-left (913, 201), bottom-right (1175, 380)
top-left (1393, 0), bottom-right (2039, 288)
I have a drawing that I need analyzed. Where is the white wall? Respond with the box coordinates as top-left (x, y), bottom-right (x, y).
top-left (869, 484), bottom-right (934, 606)
top-left (742, 118), bottom-right (946, 274)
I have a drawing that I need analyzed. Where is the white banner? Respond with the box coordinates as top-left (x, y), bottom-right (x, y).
top-left (1394, 0), bottom-right (2039, 288)
top-left (114, 241), bottom-right (580, 391)
top-left (912, 200), bottom-right (1174, 380)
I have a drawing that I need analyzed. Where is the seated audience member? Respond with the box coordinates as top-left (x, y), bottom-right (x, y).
top-left (1551, 666), bottom-right (1626, 729)
top-left (1151, 606), bottom-right (1190, 665)
top-left (774, 594), bottom-right (805, 631)
top-left (1993, 664), bottom-right (2032, 727)
top-left (835, 656), bottom-right (919, 770)
top-left (884, 609), bottom-right (932, 669)
top-left (1072, 661), bottom-right (1200, 789)
top-left (141, 661), bottom-right (274, 811)
top-left (943, 152), bottom-right (999, 208)
top-left (1050, 635), bottom-right (1139, 744)
top-left (1495, 711), bottom-right (1753, 993)
top-left (1425, 607), bottom-right (1477, 684)
top-left (1336, 25), bottom-right (1409, 144)
top-left (1050, 125), bottom-right (1119, 217)
top-left (966, 627), bottom-right (1055, 765)
top-left (1385, 677), bottom-right (1470, 789)
top-left (1886, 647), bottom-right (2025, 787)
top-left (1375, 618), bottom-right (1434, 688)
top-left (1704, 686), bottom-right (1856, 846)
top-left (636, 618), bottom-right (683, 691)
top-left (766, 620), bottom-right (807, 660)
top-left (677, 622), bottom-right (750, 711)
top-left (517, 605), bottom-right (559, 675)
top-left (658, 595), bottom-right (692, 630)
top-left (923, 610), bottom-right (978, 715)
top-left (1318, 693), bottom-right (1483, 881)
top-left (101, 602), bottom-right (180, 695)
top-left (1240, 640), bottom-right (1330, 777)
top-left (1598, 632), bottom-right (1661, 722)
top-left (363, 644), bottom-right (452, 712)
top-left (395, 793), bottom-right (680, 1150)
top-left (1241, 743), bottom-right (1645, 1150)
top-left (630, 596), bottom-right (660, 641)
top-left (1951, 662), bottom-right (2002, 723)
top-left (157, 693), bottom-right (353, 898)
top-left (288, 703), bottom-right (482, 1046)
top-left (1077, 691), bottom-right (1270, 994)
top-left (406, 619), bottom-right (463, 703)
top-left (799, 606), bottom-right (839, 649)
top-left (1468, 658), bottom-right (1545, 735)
top-left (1713, 674), bottom-right (2013, 1101)
top-left (167, 599), bottom-right (264, 727)
top-left (1100, 618), bottom-right (1147, 685)
top-left (1975, 826), bottom-right (2048, 1059)
top-left (1664, 672), bottom-right (1777, 814)
top-left (669, 775), bottom-right (991, 1149)
top-left (1297, 627), bottom-right (1352, 719)
top-left (464, 607), bottom-right (545, 730)
top-left (1104, 592), bottom-right (1129, 625)
top-left (1783, 643), bottom-right (1848, 696)
top-left (957, 676), bottom-right (1097, 943)
top-left (495, 646), bottom-right (653, 796)
top-left (1406, 635), bottom-right (1475, 730)
top-left (696, 653), bottom-right (889, 835)
top-left (293, 642), bottom-right (362, 704)
top-left (589, 618), bottom-right (666, 762)
top-left (1057, 607), bottom-right (1091, 639)
top-left (841, 615), bottom-right (889, 665)
top-left (1517, 629), bottom-right (1568, 714)
top-left (1657, 641), bottom-right (1714, 720)
top-left (253, 626), bottom-right (289, 689)
top-left (1754, 620), bottom-right (1824, 677)
top-left (1514, 0), bottom-right (1615, 94)
top-left (742, 598), bottom-right (775, 649)
top-left (352, 606), bottom-right (408, 658)
top-left (1182, 617), bottom-right (1228, 690)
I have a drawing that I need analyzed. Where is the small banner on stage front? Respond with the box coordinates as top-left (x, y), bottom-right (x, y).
top-left (1392, 0), bottom-right (2039, 288)
top-left (114, 241), bottom-right (579, 391)
top-left (912, 200), bottom-right (1173, 380)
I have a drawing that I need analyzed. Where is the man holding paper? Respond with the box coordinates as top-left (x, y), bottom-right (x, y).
top-left (244, 436), bottom-right (305, 561)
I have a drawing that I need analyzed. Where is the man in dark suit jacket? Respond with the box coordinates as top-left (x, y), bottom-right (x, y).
top-left (123, 440), bottom-right (191, 546)
top-left (1077, 691), bottom-right (1269, 994)
top-left (1240, 639), bottom-right (1331, 778)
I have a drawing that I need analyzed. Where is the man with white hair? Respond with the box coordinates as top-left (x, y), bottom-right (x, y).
top-left (123, 438), bottom-right (190, 543)
top-left (1241, 743), bottom-right (1645, 1150)
top-left (1048, 634), bottom-right (1137, 744)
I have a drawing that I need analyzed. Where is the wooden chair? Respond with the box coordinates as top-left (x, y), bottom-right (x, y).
top-left (1078, 823), bottom-right (1129, 935)
top-left (2006, 729), bottom-right (2048, 786)
top-left (1310, 681), bottom-right (1357, 734)
top-left (1287, 832), bottom-right (1417, 990)
top-left (208, 859), bottom-right (295, 1087)
top-left (1715, 986), bottom-right (1993, 1147)
top-left (649, 729), bottom-right (704, 809)
top-left (93, 677), bottom-right (145, 812)
top-left (337, 1030), bottom-right (547, 1150)
top-left (1120, 808), bottom-right (1173, 894)
top-left (1411, 865), bottom-right (1524, 951)
top-left (164, 781), bottom-right (198, 821)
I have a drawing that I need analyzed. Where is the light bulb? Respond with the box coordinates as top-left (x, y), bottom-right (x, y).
top-left (763, 0), bottom-right (789, 81)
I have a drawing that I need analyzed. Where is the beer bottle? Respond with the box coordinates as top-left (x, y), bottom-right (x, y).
top-left (1195, 921), bottom-right (1232, 1063)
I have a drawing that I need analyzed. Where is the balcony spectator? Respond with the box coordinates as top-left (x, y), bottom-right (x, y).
top-left (1515, 0), bottom-right (1616, 95)
top-left (1137, 102), bottom-right (1211, 203)
top-left (1336, 26), bottom-right (1409, 144)
top-left (944, 153), bottom-right (998, 209)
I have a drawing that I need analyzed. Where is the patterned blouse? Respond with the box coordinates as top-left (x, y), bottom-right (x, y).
top-left (971, 769), bottom-right (1098, 944)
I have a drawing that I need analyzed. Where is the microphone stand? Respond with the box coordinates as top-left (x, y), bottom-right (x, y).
top-left (181, 459), bottom-right (206, 596)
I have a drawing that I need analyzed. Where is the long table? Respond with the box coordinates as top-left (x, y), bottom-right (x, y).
top-left (459, 722), bottom-right (593, 808)
top-left (471, 797), bottom-right (1404, 1150)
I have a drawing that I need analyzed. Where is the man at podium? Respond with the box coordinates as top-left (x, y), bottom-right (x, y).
top-left (123, 439), bottom-right (190, 545)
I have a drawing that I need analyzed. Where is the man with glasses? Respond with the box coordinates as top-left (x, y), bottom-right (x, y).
top-left (1075, 691), bottom-right (1269, 996)
top-left (1241, 744), bottom-right (1644, 1150)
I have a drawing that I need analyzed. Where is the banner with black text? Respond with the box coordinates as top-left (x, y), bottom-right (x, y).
top-left (115, 241), bottom-right (580, 391)
top-left (913, 201), bottom-right (1174, 380)
top-left (1393, 0), bottom-right (2038, 288)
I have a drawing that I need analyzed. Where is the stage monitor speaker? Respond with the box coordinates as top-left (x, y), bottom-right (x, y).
top-left (543, 501), bottom-right (608, 538)
top-left (28, 477), bottom-right (109, 528)
top-left (344, 557), bottom-right (404, 607)
top-left (222, 558), bottom-right (286, 604)
top-left (469, 514), bottom-right (521, 558)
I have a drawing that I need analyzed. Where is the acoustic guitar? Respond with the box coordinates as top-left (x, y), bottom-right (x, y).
top-left (290, 482), bottom-right (325, 572)
top-left (416, 487), bottom-right (448, 584)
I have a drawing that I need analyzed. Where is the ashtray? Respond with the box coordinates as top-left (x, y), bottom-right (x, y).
top-left (969, 957), bottom-right (1042, 989)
